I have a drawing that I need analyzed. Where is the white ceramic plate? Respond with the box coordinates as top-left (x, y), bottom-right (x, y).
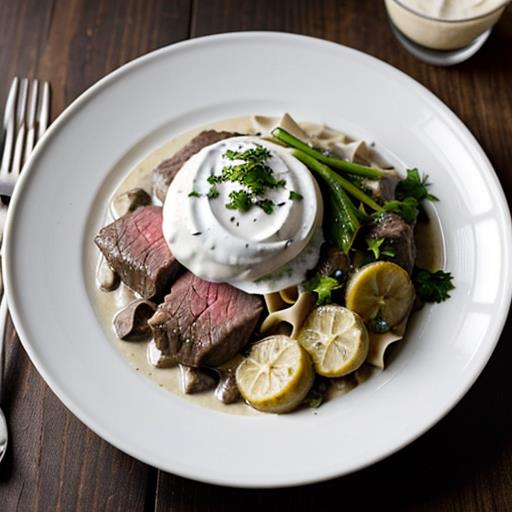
top-left (4, 32), bottom-right (512, 488)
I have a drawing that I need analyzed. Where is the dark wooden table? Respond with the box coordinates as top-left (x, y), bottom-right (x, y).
top-left (1, 1), bottom-right (511, 510)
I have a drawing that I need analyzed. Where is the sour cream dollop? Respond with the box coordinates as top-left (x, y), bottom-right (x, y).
top-left (162, 136), bottom-right (323, 294)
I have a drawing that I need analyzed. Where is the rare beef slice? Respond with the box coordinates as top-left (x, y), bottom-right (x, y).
top-left (148, 272), bottom-right (263, 368)
top-left (95, 206), bottom-right (182, 299)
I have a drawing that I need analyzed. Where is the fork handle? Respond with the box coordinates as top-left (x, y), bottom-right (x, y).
top-left (0, 295), bottom-right (6, 404)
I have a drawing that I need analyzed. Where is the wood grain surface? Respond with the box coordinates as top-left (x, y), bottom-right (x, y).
top-left (0, 1), bottom-right (511, 510)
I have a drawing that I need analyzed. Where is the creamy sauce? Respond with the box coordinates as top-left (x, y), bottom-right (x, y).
top-left (385, 0), bottom-right (508, 49)
top-left (92, 115), bottom-right (443, 416)
top-left (163, 137), bottom-right (323, 293)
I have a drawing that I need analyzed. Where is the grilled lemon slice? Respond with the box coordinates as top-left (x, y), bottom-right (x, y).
top-left (236, 335), bottom-right (314, 413)
top-left (297, 305), bottom-right (369, 377)
top-left (345, 261), bottom-right (415, 327)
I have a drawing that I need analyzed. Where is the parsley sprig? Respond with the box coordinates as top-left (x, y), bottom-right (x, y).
top-left (374, 169), bottom-right (437, 224)
top-left (303, 274), bottom-right (342, 305)
top-left (412, 268), bottom-right (454, 303)
top-left (396, 169), bottom-right (438, 202)
top-left (380, 197), bottom-right (419, 224)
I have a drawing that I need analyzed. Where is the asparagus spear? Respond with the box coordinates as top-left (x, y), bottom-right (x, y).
top-left (292, 149), bottom-right (384, 212)
top-left (286, 149), bottom-right (360, 253)
top-left (272, 127), bottom-right (383, 180)
top-left (324, 187), bottom-right (360, 254)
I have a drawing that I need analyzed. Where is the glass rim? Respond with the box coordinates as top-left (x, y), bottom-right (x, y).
top-left (391, 0), bottom-right (511, 23)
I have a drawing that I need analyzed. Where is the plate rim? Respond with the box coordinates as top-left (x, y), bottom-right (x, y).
top-left (4, 31), bottom-right (512, 488)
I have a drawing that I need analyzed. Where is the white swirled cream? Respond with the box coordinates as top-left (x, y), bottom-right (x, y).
top-left (162, 136), bottom-right (323, 294)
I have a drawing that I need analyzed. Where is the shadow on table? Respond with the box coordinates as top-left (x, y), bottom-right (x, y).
top-left (157, 307), bottom-right (512, 510)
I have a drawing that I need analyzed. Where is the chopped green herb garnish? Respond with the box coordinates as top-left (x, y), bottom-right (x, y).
top-left (366, 237), bottom-right (396, 260)
top-left (412, 268), bottom-right (454, 303)
top-left (225, 146), bottom-right (271, 163)
top-left (256, 199), bottom-right (275, 215)
top-left (225, 190), bottom-right (253, 212)
top-left (207, 185), bottom-right (219, 199)
top-left (381, 247), bottom-right (396, 258)
top-left (380, 197), bottom-right (419, 224)
top-left (396, 168), bottom-right (438, 202)
top-left (303, 274), bottom-right (342, 305)
top-left (289, 190), bottom-right (303, 201)
top-left (188, 190), bottom-right (201, 198)
top-left (205, 143), bottom-right (287, 214)
top-left (366, 237), bottom-right (385, 259)
top-left (221, 162), bottom-right (285, 195)
top-left (207, 175), bottom-right (222, 185)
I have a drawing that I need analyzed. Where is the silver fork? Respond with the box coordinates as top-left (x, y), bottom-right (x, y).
top-left (0, 77), bottom-right (51, 463)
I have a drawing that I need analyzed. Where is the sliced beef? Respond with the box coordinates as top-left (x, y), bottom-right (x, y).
top-left (95, 206), bottom-right (182, 299)
top-left (368, 213), bottom-right (416, 274)
top-left (148, 273), bottom-right (263, 368)
top-left (315, 244), bottom-right (351, 279)
top-left (153, 130), bottom-right (236, 202)
top-left (113, 299), bottom-right (156, 341)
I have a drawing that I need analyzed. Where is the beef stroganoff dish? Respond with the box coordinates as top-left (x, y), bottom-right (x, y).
top-left (93, 114), bottom-right (454, 415)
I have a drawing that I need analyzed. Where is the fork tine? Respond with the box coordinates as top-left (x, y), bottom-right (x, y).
top-left (37, 81), bottom-right (50, 141)
top-left (10, 79), bottom-right (29, 176)
top-left (15, 79), bottom-right (28, 130)
top-left (0, 78), bottom-right (19, 178)
top-left (23, 79), bottom-right (39, 165)
top-left (2, 77), bottom-right (18, 129)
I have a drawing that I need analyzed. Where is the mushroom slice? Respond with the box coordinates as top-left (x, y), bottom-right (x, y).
top-left (179, 365), bottom-right (217, 394)
top-left (110, 188), bottom-right (152, 219)
top-left (147, 340), bottom-right (176, 368)
top-left (113, 299), bottom-right (156, 341)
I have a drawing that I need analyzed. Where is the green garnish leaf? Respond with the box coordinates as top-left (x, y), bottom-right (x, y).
top-left (303, 274), bottom-right (342, 305)
top-left (366, 237), bottom-right (385, 259)
top-left (207, 185), bottom-right (219, 199)
top-left (412, 268), bottom-right (455, 303)
top-left (366, 237), bottom-right (396, 260)
top-left (225, 190), bottom-right (253, 212)
top-left (207, 175), bottom-right (222, 185)
top-left (188, 190), bottom-right (201, 198)
top-left (381, 247), bottom-right (396, 258)
top-left (396, 168), bottom-right (438, 202)
top-left (380, 197), bottom-right (419, 224)
top-left (289, 190), bottom-right (303, 201)
top-left (256, 199), bottom-right (275, 215)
